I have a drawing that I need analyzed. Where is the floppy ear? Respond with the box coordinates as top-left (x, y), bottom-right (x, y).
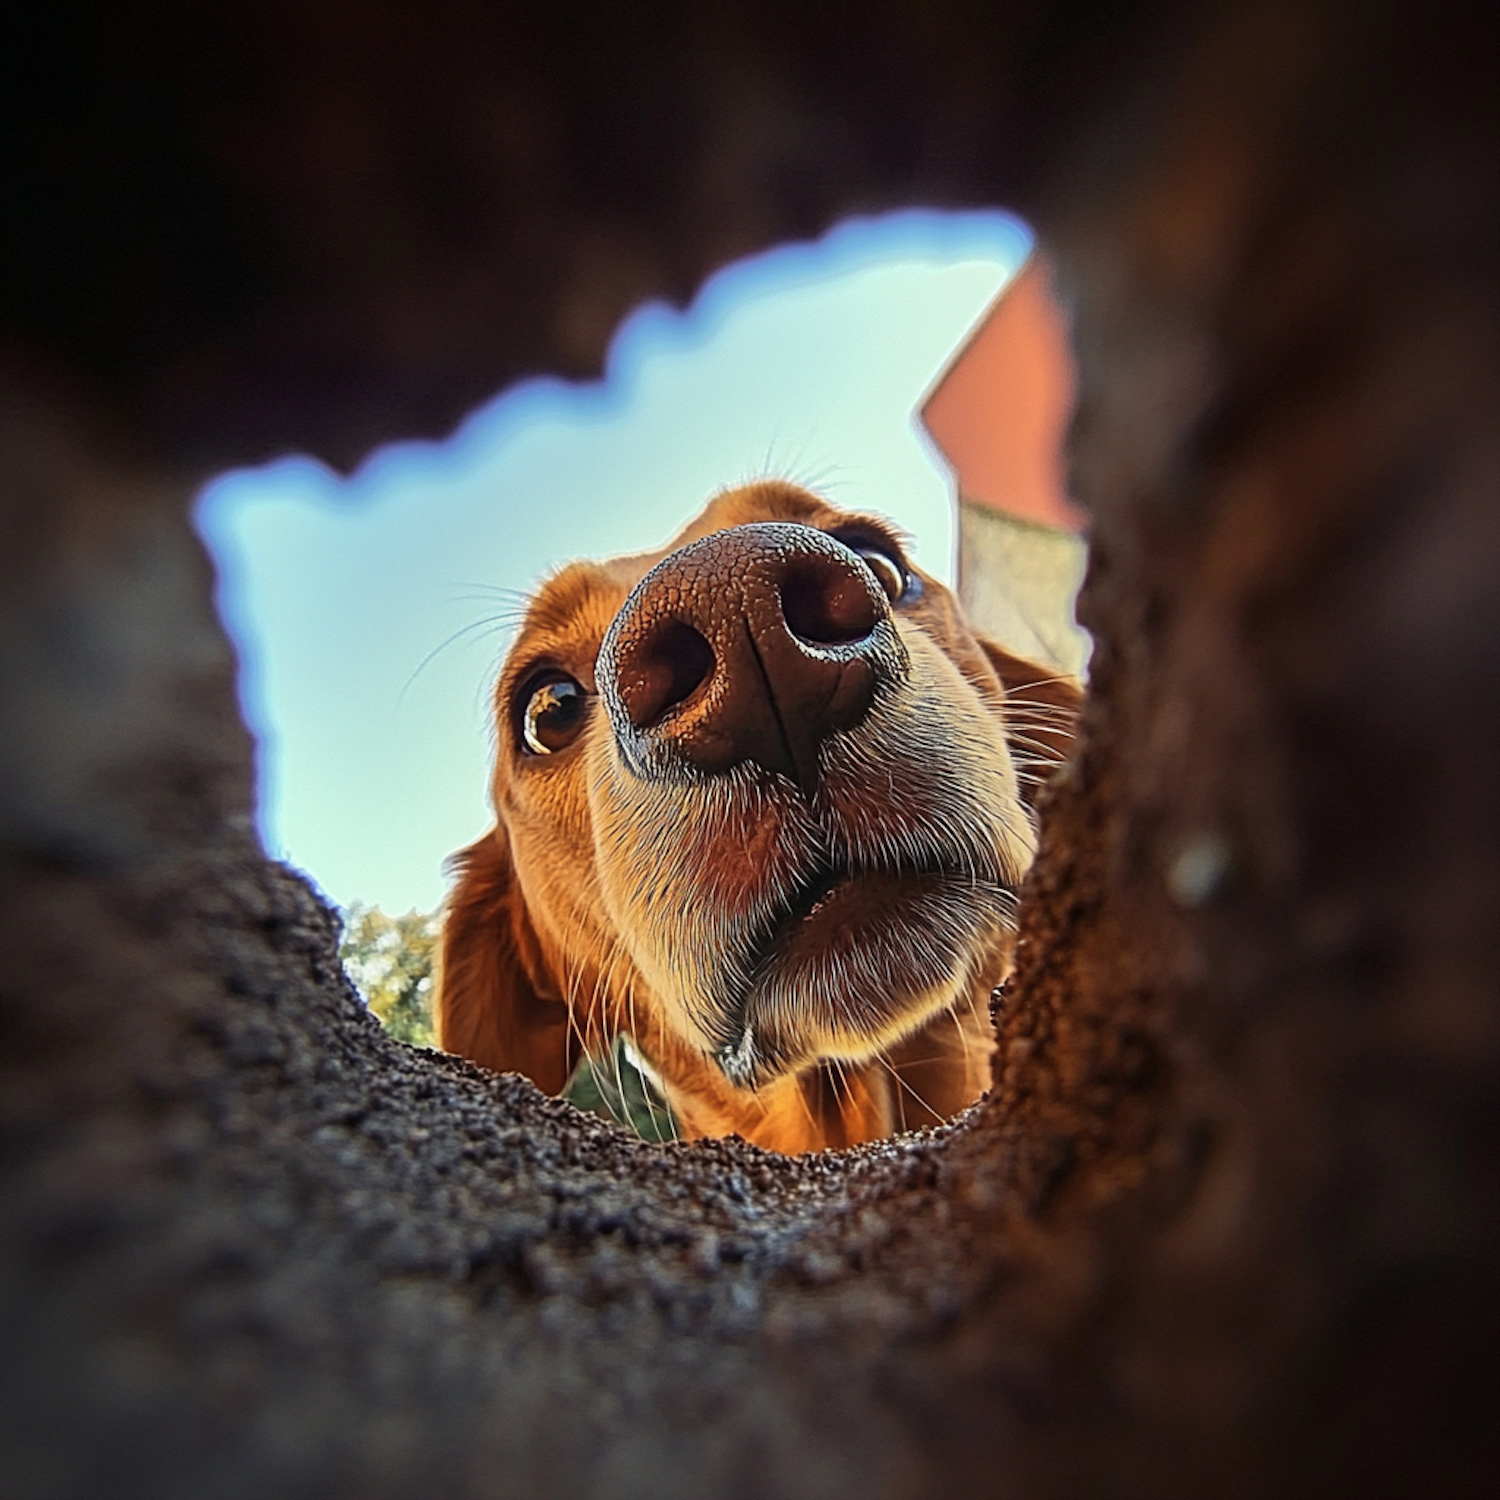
top-left (977, 637), bottom-right (1085, 809)
top-left (435, 826), bottom-right (575, 1095)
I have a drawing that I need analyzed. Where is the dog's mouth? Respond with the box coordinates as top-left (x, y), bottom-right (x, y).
top-left (769, 862), bottom-right (850, 938)
top-left (713, 857), bottom-right (1018, 1087)
top-left (765, 860), bottom-right (957, 953)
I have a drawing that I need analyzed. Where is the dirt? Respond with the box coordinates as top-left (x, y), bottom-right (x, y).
top-left (2, 2), bottom-right (1496, 1495)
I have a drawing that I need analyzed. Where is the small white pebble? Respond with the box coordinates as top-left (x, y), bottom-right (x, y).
top-left (1168, 832), bottom-right (1232, 906)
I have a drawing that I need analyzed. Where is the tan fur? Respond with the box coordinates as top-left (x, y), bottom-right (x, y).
top-left (436, 481), bottom-right (1080, 1152)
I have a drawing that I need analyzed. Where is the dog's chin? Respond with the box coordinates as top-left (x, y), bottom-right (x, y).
top-left (712, 867), bottom-right (1017, 1089)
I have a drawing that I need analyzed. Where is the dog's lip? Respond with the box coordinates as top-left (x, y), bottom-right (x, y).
top-left (762, 860), bottom-right (1006, 960)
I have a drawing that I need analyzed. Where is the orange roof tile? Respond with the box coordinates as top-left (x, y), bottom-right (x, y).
top-left (919, 255), bottom-right (1084, 533)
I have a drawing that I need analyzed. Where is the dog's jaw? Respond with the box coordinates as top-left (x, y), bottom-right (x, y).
top-left (715, 867), bottom-right (1020, 1087)
top-left (587, 622), bottom-right (1037, 1091)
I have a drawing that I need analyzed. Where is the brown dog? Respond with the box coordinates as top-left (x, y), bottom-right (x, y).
top-left (436, 481), bottom-right (1080, 1152)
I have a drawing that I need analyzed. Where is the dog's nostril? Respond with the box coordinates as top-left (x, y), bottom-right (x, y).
top-left (780, 558), bottom-right (880, 646)
top-left (618, 619), bottom-right (715, 729)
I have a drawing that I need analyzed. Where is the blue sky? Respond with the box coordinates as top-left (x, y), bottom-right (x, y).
top-left (195, 209), bottom-right (1032, 915)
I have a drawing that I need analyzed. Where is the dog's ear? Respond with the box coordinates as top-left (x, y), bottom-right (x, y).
top-left (435, 826), bottom-right (575, 1094)
top-left (976, 636), bottom-right (1085, 808)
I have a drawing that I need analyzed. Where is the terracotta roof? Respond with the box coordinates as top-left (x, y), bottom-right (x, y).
top-left (919, 254), bottom-right (1084, 533)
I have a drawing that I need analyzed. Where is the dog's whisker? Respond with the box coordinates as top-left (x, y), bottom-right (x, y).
top-left (400, 614), bottom-right (521, 700)
top-left (870, 1050), bottom-right (939, 1135)
top-left (447, 582), bottom-right (535, 604)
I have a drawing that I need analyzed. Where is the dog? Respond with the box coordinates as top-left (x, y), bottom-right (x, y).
top-left (436, 480), bottom-right (1080, 1152)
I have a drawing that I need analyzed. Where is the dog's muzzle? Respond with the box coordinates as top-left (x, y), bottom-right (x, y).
top-left (597, 523), bottom-right (909, 796)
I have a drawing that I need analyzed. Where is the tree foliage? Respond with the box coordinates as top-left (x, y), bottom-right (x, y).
top-left (564, 1035), bottom-right (679, 1142)
top-left (339, 902), bottom-right (439, 1048)
top-left (338, 903), bottom-right (680, 1138)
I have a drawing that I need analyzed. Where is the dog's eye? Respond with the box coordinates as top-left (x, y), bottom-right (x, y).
top-left (826, 526), bottom-right (918, 604)
top-left (839, 539), bottom-right (915, 605)
top-left (855, 547), bottom-right (906, 603)
top-left (520, 674), bottom-right (589, 755)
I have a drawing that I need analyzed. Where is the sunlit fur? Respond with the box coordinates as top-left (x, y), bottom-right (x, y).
top-left (436, 481), bottom-right (1081, 1152)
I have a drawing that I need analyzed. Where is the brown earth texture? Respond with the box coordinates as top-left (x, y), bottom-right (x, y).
top-left (2, 2), bottom-right (1497, 1496)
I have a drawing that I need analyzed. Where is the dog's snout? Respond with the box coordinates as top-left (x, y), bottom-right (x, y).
top-left (599, 522), bottom-right (907, 793)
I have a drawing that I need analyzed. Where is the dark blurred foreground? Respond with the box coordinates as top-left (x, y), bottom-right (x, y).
top-left (2, 2), bottom-right (1497, 1496)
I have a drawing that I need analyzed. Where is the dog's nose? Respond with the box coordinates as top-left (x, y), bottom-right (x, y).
top-left (598, 522), bottom-right (907, 794)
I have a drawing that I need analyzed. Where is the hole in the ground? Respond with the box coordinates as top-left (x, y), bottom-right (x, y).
top-left (195, 207), bottom-right (1088, 1151)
